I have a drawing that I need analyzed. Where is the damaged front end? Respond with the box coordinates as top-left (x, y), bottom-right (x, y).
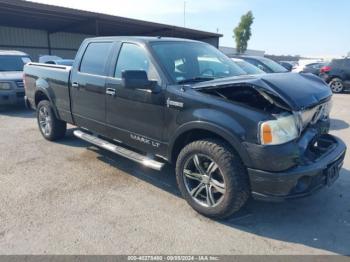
top-left (193, 74), bottom-right (346, 200)
top-left (198, 81), bottom-right (332, 145)
top-left (199, 83), bottom-right (290, 114)
top-left (248, 132), bottom-right (346, 201)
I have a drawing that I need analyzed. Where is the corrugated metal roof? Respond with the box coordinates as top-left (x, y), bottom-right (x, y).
top-left (0, 0), bottom-right (222, 40)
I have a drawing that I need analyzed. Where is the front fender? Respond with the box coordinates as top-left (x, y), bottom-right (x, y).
top-left (168, 120), bottom-right (252, 167)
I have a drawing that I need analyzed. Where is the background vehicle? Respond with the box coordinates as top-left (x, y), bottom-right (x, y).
top-left (0, 50), bottom-right (31, 106)
top-left (231, 58), bottom-right (265, 75)
top-left (39, 55), bottom-right (62, 63)
top-left (320, 58), bottom-right (350, 93)
top-left (232, 55), bottom-right (289, 73)
top-left (279, 61), bottom-right (293, 71)
top-left (282, 60), bottom-right (299, 68)
top-left (292, 59), bottom-right (327, 75)
top-left (293, 59), bottom-right (324, 73)
top-left (24, 37), bottom-right (346, 219)
top-left (45, 59), bottom-right (74, 66)
top-left (300, 62), bottom-right (327, 75)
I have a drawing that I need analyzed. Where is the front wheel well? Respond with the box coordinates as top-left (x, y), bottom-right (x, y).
top-left (35, 91), bottom-right (49, 107)
top-left (170, 129), bottom-right (235, 164)
top-left (328, 76), bottom-right (343, 83)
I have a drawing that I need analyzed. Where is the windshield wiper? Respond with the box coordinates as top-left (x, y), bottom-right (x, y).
top-left (177, 76), bottom-right (215, 84)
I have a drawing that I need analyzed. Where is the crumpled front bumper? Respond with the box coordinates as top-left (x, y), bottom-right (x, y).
top-left (247, 133), bottom-right (346, 201)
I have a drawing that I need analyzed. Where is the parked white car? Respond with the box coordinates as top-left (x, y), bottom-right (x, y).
top-left (292, 59), bottom-right (324, 73)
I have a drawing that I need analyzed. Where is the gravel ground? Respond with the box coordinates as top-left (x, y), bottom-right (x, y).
top-left (0, 94), bottom-right (349, 255)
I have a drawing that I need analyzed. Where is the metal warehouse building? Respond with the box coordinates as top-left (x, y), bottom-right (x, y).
top-left (0, 0), bottom-right (222, 61)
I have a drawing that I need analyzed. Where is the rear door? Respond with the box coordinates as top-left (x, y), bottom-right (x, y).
top-left (70, 41), bottom-right (114, 134)
top-left (105, 42), bottom-right (166, 155)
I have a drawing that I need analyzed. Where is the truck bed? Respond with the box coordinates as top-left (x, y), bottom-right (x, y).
top-left (24, 62), bottom-right (72, 122)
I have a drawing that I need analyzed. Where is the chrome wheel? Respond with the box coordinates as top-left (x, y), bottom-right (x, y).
top-left (38, 106), bottom-right (52, 136)
top-left (183, 154), bottom-right (226, 207)
top-left (330, 79), bottom-right (343, 93)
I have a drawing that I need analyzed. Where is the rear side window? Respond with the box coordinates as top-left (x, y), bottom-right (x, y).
top-left (331, 59), bottom-right (345, 68)
top-left (80, 42), bottom-right (113, 76)
top-left (344, 59), bottom-right (350, 68)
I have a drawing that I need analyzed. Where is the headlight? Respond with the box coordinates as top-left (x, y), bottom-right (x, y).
top-left (323, 99), bottom-right (332, 118)
top-left (300, 99), bottom-right (333, 127)
top-left (259, 113), bottom-right (299, 145)
top-left (0, 82), bottom-right (11, 90)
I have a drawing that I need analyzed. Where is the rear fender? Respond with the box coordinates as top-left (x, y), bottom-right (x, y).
top-left (34, 79), bottom-right (59, 118)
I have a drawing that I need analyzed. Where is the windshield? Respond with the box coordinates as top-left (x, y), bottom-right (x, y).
top-left (233, 59), bottom-right (265, 75)
top-left (0, 55), bottom-right (31, 72)
top-left (256, 57), bottom-right (288, 73)
top-left (151, 42), bottom-right (246, 83)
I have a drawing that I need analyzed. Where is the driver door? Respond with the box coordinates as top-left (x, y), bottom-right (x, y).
top-left (105, 42), bottom-right (166, 154)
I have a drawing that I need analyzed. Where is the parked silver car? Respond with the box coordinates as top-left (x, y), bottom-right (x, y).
top-left (0, 50), bottom-right (31, 106)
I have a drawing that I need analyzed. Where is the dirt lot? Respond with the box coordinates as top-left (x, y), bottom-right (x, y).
top-left (0, 94), bottom-right (349, 255)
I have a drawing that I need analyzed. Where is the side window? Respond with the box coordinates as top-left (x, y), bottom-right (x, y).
top-left (80, 42), bottom-right (113, 76)
top-left (338, 60), bottom-right (346, 68)
top-left (344, 59), bottom-right (350, 68)
top-left (332, 59), bottom-right (345, 68)
top-left (115, 43), bottom-right (159, 82)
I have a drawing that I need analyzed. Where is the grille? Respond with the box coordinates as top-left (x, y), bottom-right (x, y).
top-left (16, 81), bottom-right (24, 89)
top-left (16, 92), bottom-right (25, 98)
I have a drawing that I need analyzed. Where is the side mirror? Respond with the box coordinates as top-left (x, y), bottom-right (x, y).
top-left (122, 70), bottom-right (160, 93)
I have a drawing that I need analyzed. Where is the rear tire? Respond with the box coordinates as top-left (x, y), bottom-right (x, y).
top-left (329, 78), bottom-right (344, 93)
top-left (175, 139), bottom-right (250, 219)
top-left (37, 100), bottom-right (66, 141)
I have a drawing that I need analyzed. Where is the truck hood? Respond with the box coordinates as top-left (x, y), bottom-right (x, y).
top-left (192, 73), bottom-right (332, 111)
top-left (0, 71), bottom-right (23, 81)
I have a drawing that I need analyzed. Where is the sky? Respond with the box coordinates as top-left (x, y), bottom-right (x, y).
top-left (30, 0), bottom-right (350, 57)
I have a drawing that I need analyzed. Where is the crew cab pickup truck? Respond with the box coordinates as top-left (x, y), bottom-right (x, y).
top-left (24, 37), bottom-right (346, 219)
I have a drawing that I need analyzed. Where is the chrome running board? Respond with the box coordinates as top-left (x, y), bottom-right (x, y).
top-left (73, 130), bottom-right (165, 171)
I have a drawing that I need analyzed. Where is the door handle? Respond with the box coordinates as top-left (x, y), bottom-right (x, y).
top-left (106, 88), bottom-right (116, 96)
top-left (72, 82), bottom-right (79, 88)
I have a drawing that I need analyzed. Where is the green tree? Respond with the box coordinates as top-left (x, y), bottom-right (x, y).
top-left (233, 11), bottom-right (254, 54)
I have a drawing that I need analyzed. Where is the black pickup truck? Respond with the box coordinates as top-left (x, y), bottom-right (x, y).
top-left (24, 37), bottom-right (346, 219)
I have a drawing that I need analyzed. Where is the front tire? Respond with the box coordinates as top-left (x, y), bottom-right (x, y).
top-left (329, 78), bottom-right (344, 93)
top-left (37, 100), bottom-right (66, 141)
top-left (175, 139), bottom-right (250, 219)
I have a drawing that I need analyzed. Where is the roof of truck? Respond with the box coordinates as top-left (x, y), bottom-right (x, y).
top-left (86, 36), bottom-right (201, 44)
top-left (0, 50), bottom-right (29, 56)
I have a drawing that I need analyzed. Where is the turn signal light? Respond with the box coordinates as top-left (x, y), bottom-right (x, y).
top-left (261, 123), bottom-right (272, 144)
